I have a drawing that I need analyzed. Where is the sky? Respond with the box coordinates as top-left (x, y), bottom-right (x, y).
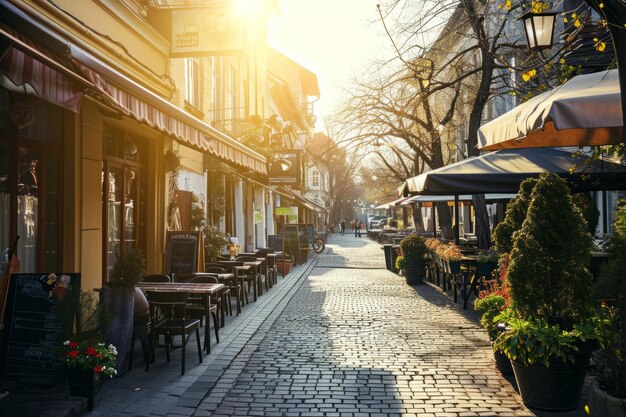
top-left (267, 0), bottom-right (391, 131)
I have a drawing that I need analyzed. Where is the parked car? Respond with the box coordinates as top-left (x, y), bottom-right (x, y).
top-left (369, 216), bottom-right (384, 229)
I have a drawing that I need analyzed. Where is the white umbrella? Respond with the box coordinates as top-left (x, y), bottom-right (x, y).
top-left (478, 69), bottom-right (624, 150)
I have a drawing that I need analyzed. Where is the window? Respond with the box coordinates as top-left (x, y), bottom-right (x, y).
top-left (184, 58), bottom-right (201, 110)
top-left (312, 170), bottom-right (319, 188)
top-left (0, 92), bottom-right (62, 272)
top-left (102, 127), bottom-right (146, 283)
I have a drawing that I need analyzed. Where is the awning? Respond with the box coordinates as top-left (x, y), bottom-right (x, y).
top-left (375, 196), bottom-right (411, 209)
top-left (399, 148), bottom-right (626, 196)
top-left (0, 23), bottom-right (91, 112)
top-left (71, 48), bottom-right (268, 176)
top-left (0, 0), bottom-right (267, 176)
top-left (401, 194), bottom-right (516, 205)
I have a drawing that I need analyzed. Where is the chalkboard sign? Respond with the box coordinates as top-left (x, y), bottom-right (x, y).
top-left (0, 273), bottom-right (80, 385)
top-left (306, 224), bottom-right (314, 245)
top-left (282, 224), bottom-right (300, 257)
top-left (165, 231), bottom-right (202, 275)
top-left (267, 235), bottom-right (284, 253)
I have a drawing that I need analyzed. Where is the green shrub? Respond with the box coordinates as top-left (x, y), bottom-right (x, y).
top-left (203, 225), bottom-right (229, 262)
top-left (395, 255), bottom-right (405, 270)
top-left (399, 233), bottom-right (427, 264)
top-left (493, 316), bottom-right (597, 366)
top-left (507, 173), bottom-right (592, 329)
top-left (474, 294), bottom-right (506, 341)
top-left (493, 178), bottom-right (537, 254)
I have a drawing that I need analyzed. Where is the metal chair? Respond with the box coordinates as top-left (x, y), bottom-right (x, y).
top-left (145, 291), bottom-right (202, 375)
top-left (142, 274), bottom-right (170, 282)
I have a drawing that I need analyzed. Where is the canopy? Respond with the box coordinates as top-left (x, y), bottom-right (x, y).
top-left (401, 194), bottom-right (516, 205)
top-left (399, 148), bottom-right (626, 196)
top-left (478, 70), bottom-right (624, 150)
top-left (375, 196), bottom-right (411, 209)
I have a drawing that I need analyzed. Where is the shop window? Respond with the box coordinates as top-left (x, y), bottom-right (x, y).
top-left (0, 92), bottom-right (62, 272)
top-left (102, 127), bottom-right (146, 282)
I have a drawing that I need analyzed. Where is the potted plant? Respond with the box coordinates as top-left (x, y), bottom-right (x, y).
top-left (474, 292), bottom-right (512, 374)
top-left (396, 233), bottom-right (427, 285)
top-left (438, 243), bottom-right (463, 275)
top-left (61, 339), bottom-right (117, 410)
top-left (101, 247), bottom-right (145, 375)
top-left (202, 225), bottom-right (229, 263)
top-left (493, 173), bottom-right (598, 411)
top-left (59, 290), bottom-right (115, 411)
top-left (476, 247), bottom-right (499, 279)
top-left (588, 198), bottom-right (626, 417)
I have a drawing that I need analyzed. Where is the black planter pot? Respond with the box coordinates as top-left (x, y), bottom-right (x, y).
top-left (65, 366), bottom-right (102, 411)
top-left (381, 244), bottom-right (393, 271)
top-left (493, 348), bottom-right (513, 375)
top-left (101, 287), bottom-right (134, 376)
top-left (511, 343), bottom-right (594, 411)
top-left (403, 261), bottom-right (426, 285)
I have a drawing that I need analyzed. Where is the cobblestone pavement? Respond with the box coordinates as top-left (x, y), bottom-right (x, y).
top-left (85, 232), bottom-right (589, 417)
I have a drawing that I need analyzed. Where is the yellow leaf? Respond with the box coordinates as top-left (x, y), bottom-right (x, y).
top-left (572, 12), bottom-right (577, 18)
top-left (564, 17), bottom-right (568, 23)
top-left (596, 41), bottom-right (606, 52)
top-left (599, 2), bottom-right (604, 7)
top-left (574, 19), bottom-right (581, 27)
top-left (505, 0), bottom-right (511, 10)
top-left (593, 37), bottom-right (598, 42)
top-left (522, 69), bottom-right (537, 82)
top-left (559, 58), bottom-right (565, 64)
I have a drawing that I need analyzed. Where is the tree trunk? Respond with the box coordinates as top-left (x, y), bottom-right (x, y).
top-left (436, 202), bottom-right (454, 240)
top-left (472, 194), bottom-right (491, 248)
top-left (411, 203), bottom-right (425, 233)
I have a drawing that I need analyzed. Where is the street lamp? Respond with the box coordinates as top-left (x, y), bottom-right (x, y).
top-left (519, 11), bottom-right (557, 50)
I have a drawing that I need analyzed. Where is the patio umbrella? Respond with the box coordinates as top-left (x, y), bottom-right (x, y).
top-left (478, 70), bottom-right (624, 151)
top-left (400, 147), bottom-right (626, 196)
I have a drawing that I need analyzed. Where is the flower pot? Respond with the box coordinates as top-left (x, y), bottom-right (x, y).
top-left (65, 366), bottom-right (102, 411)
top-left (448, 260), bottom-right (461, 275)
top-left (381, 244), bottom-right (394, 271)
top-left (277, 259), bottom-right (292, 275)
top-left (100, 287), bottom-right (134, 376)
top-left (588, 379), bottom-right (626, 417)
top-left (510, 346), bottom-right (593, 411)
top-left (403, 261), bottom-right (426, 285)
top-left (493, 347), bottom-right (513, 375)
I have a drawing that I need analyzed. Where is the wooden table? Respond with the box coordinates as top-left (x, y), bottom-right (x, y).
top-left (217, 261), bottom-right (259, 302)
top-left (137, 282), bottom-right (224, 352)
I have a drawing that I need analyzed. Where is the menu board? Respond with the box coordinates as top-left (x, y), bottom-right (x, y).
top-left (165, 231), bottom-right (202, 275)
top-left (0, 273), bottom-right (80, 385)
top-left (267, 235), bottom-right (284, 253)
top-left (282, 224), bottom-right (300, 255)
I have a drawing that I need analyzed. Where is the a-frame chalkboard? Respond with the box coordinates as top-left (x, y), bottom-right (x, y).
top-left (0, 273), bottom-right (80, 385)
top-left (164, 231), bottom-right (204, 277)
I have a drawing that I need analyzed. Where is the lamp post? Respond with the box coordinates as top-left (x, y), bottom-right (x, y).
top-left (520, 2), bottom-right (626, 134)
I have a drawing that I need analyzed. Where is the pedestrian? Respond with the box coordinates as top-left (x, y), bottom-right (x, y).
top-left (340, 219), bottom-right (345, 235)
top-left (357, 221), bottom-right (362, 237)
top-left (354, 219), bottom-right (359, 237)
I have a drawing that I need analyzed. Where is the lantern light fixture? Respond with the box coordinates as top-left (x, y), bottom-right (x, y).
top-left (520, 10), bottom-right (557, 50)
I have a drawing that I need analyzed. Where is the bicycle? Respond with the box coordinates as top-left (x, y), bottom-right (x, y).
top-left (313, 234), bottom-right (325, 253)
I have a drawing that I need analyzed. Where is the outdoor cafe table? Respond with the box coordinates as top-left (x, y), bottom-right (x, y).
top-left (136, 281), bottom-right (225, 352)
top-left (217, 261), bottom-right (261, 302)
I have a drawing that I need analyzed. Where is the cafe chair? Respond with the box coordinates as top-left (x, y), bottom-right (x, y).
top-left (237, 255), bottom-right (266, 295)
top-left (187, 275), bottom-right (221, 341)
top-left (205, 266), bottom-right (242, 315)
top-left (203, 267), bottom-right (234, 317)
top-left (145, 291), bottom-right (202, 375)
top-left (142, 274), bottom-right (170, 282)
top-left (256, 249), bottom-right (278, 285)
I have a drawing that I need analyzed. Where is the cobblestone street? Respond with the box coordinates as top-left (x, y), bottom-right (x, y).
top-left (85, 233), bottom-right (589, 417)
top-left (196, 234), bottom-right (532, 417)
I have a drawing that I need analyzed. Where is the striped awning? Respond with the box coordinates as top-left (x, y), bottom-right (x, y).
top-left (74, 55), bottom-right (268, 176)
top-left (0, 24), bottom-right (89, 112)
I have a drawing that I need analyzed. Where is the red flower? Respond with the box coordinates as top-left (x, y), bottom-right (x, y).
top-left (69, 350), bottom-right (79, 358)
top-left (86, 346), bottom-right (97, 356)
top-left (96, 353), bottom-right (102, 359)
top-left (93, 365), bottom-right (103, 373)
top-left (69, 341), bottom-right (79, 348)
